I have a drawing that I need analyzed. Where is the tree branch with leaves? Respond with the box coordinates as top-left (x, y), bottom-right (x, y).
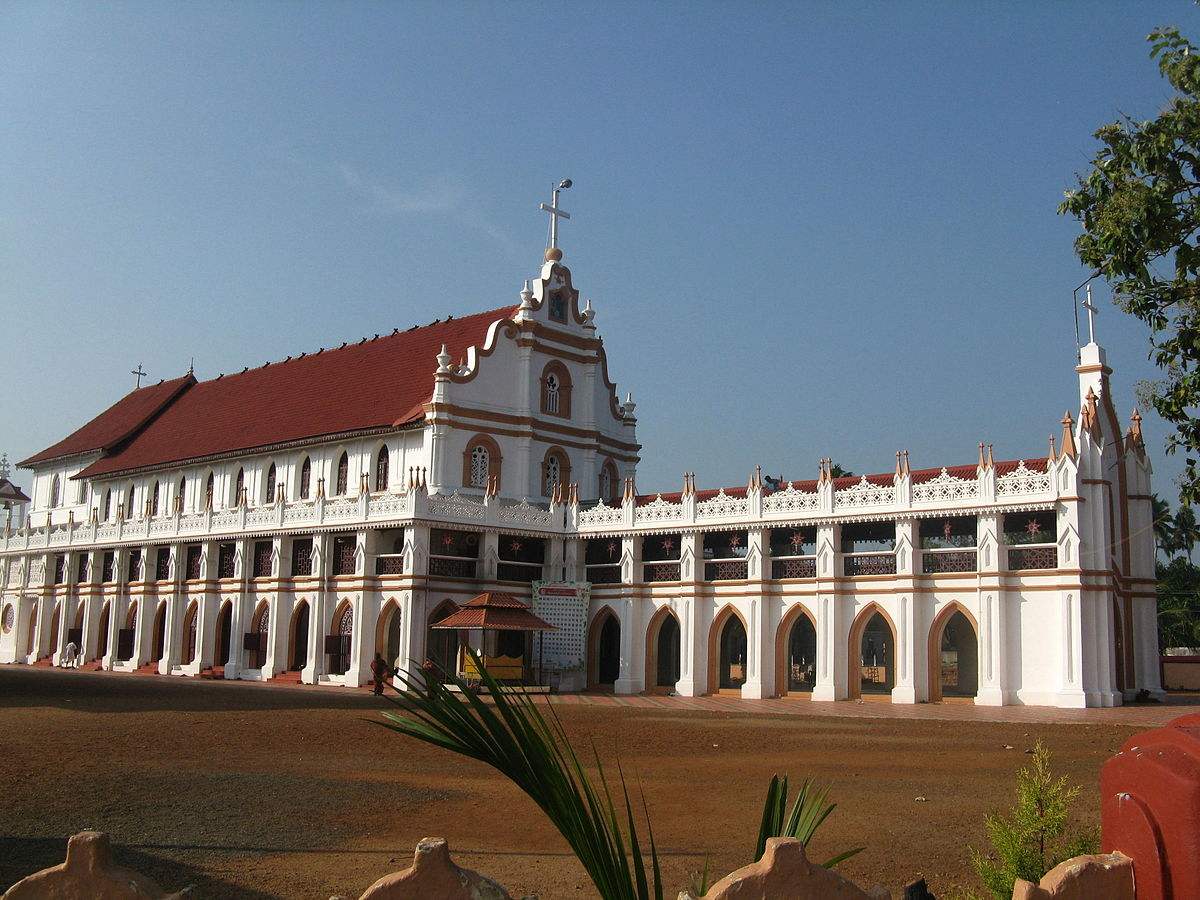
top-left (1060, 26), bottom-right (1200, 506)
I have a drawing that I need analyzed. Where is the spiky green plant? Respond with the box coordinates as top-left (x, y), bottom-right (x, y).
top-left (376, 650), bottom-right (663, 900)
top-left (969, 742), bottom-right (1098, 899)
top-left (754, 774), bottom-right (863, 868)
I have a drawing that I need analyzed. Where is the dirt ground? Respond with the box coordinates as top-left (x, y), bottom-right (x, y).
top-left (0, 668), bottom-right (1138, 899)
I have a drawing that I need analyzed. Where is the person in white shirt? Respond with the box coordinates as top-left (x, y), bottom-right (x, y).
top-left (62, 640), bottom-right (78, 668)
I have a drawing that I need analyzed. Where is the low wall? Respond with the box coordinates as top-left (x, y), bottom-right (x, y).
top-left (1161, 655), bottom-right (1200, 691)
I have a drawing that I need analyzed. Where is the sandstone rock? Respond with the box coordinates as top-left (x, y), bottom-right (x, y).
top-left (678, 837), bottom-right (889, 900)
top-left (1011, 852), bottom-right (1134, 900)
top-left (3, 831), bottom-right (178, 900)
top-left (358, 837), bottom-right (512, 900)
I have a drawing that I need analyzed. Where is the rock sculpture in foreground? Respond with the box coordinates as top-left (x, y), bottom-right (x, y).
top-left (1011, 852), bottom-right (1134, 900)
top-left (678, 837), bottom-right (890, 900)
top-left (2, 831), bottom-right (181, 900)
top-left (357, 837), bottom-right (513, 900)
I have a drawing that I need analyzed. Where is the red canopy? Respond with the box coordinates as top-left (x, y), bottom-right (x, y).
top-left (431, 592), bottom-right (555, 632)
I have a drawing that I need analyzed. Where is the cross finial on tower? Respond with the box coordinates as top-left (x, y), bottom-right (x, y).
top-left (131, 363), bottom-right (147, 389)
top-left (539, 178), bottom-right (572, 261)
top-left (1081, 283), bottom-right (1099, 345)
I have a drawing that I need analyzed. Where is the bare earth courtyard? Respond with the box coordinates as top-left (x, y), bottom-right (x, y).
top-left (1, 669), bottom-right (1194, 899)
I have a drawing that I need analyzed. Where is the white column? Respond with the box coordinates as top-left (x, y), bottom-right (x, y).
top-left (742, 528), bottom-right (772, 700)
top-left (1056, 591), bottom-right (1087, 707)
top-left (891, 521), bottom-right (917, 704)
top-left (303, 533), bottom-right (328, 684)
top-left (614, 597), bottom-right (637, 695)
top-left (974, 513), bottom-right (1006, 705)
top-left (675, 533), bottom-right (706, 696)
top-left (811, 524), bottom-right (840, 701)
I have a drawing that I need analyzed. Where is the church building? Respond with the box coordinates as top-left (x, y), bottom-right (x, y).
top-left (0, 207), bottom-right (1163, 707)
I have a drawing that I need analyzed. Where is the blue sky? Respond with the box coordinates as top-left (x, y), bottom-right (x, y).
top-left (1, 2), bottom-right (1196, 500)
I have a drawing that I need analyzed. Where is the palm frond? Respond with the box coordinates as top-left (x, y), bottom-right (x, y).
top-left (375, 651), bottom-right (662, 900)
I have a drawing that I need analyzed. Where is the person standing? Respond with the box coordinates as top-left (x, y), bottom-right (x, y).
top-left (370, 652), bottom-right (388, 696)
top-left (62, 640), bottom-right (78, 669)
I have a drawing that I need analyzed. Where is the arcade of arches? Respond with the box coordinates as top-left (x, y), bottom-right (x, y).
top-left (605, 599), bottom-right (985, 702)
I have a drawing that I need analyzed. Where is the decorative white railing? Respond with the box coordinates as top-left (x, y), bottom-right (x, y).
top-left (578, 501), bottom-right (623, 527)
top-left (834, 477), bottom-right (897, 509)
top-left (762, 484), bottom-right (820, 514)
top-left (696, 489), bottom-right (749, 519)
top-left (996, 461), bottom-right (1052, 497)
top-left (635, 495), bottom-right (686, 524)
top-left (496, 500), bottom-right (555, 528)
top-left (912, 469), bottom-right (979, 504)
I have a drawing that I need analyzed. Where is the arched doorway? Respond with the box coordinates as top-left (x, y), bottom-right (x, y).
top-left (48, 602), bottom-right (61, 659)
top-left (181, 601), bottom-right (198, 665)
top-left (644, 607), bottom-right (681, 693)
top-left (708, 606), bottom-right (748, 693)
top-left (97, 602), bottom-right (111, 660)
top-left (249, 601), bottom-right (269, 669)
top-left (215, 601), bottom-right (232, 667)
top-left (1112, 596), bottom-right (1127, 693)
top-left (426, 600), bottom-right (460, 679)
top-left (775, 605), bottom-right (817, 697)
top-left (328, 601), bottom-right (353, 676)
top-left (587, 608), bottom-right (620, 691)
top-left (849, 606), bottom-right (897, 699)
top-left (151, 602), bottom-right (166, 663)
top-left (289, 601), bottom-right (309, 671)
top-left (376, 601), bottom-right (403, 673)
top-left (118, 601), bottom-right (138, 662)
top-left (928, 605), bottom-right (979, 702)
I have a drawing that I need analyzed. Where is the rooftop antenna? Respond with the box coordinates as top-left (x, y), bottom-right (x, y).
top-left (131, 363), bottom-right (147, 389)
top-left (540, 178), bottom-right (572, 254)
top-left (0, 453), bottom-right (9, 480)
top-left (188, 357), bottom-right (194, 376)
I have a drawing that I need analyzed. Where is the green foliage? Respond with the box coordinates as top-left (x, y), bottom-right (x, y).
top-left (754, 774), bottom-right (863, 868)
top-left (1158, 554), bottom-right (1200, 647)
top-left (1059, 26), bottom-right (1200, 507)
top-left (968, 742), bottom-right (1098, 899)
top-left (376, 651), bottom-right (663, 900)
top-left (829, 463), bottom-right (855, 478)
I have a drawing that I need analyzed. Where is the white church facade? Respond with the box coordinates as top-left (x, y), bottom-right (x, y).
top-left (0, 236), bottom-right (1162, 708)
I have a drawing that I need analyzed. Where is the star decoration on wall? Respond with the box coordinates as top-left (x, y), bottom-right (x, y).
top-left (509, 539), bottom-right (523, 555)
top-left (943, 520), bottom-right (953, 539)
top-left (728, 534), bottom-right (742, 549)
top-left (442, 533), bottom-right (454, 548)
top-left (1026, 519), bottom-right (1043, 536)
top-left (790, 531), bottom-right (805, 551)
top-left (662, 538), bottom-right (676, 555)
top-left (607, 541), bottom-right (618, 559)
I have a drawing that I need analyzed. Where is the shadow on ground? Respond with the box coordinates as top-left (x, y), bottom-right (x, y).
top-left (0, 666), bottom-right (384, 714)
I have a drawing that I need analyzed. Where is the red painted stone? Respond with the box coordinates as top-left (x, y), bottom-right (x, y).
top-left (1101, 712), bottom-right (1200, 900)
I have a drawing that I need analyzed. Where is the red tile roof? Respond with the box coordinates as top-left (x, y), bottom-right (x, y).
top-left (430, 592), bottom-right (555, 632)
top-left (31, 306), bottom-right (517, 479)
top-left (0, 477), bottom-right (30, 504)
top-left (19, 376), bottom-right (194, 468)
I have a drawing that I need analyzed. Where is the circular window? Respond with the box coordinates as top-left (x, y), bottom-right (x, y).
top-left (1, 604), bottom-right (14, 634)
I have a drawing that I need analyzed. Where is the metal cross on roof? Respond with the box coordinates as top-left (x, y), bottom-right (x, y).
top-left (131, 363), bottom-right (147, 389)
top-left (1081, 283), bottom-right (1099, 344)
top-left (539, 179), bottom-right (572, 250)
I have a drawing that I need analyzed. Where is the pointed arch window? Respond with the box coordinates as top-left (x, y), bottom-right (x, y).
top-left (470, 445), bottom-right (490, 488)
top-left (125, 484), bottom-right (136, 520)
top-left (599, 460), bottom-right (619, 504)
top-left (462, 435), bottom-right (501, 492)
top-left (299, 457), bottom-right (311, 500)
top-left (103, 489), bottom-right (112, 521)
top-left (266, 463), bottom-right (277, 504)
top-left (151, 481), bottom-right (160, 517)
top-left (205, 472), bottom-right (215, 510)
top-left (178, 476), bottom-right (186, 512)
top-left (376, 446), bottom-right (389, 492)
top-left (540, 361), bottom-right (572, 418)
top-left (234, 468), bottom-right (245, 507)
top-left (542, 448), bottom-right (571, 498)
top-left (335, 452), bottom-right (349, 496)
top-left (49, 475), bottom-right (61, 508)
